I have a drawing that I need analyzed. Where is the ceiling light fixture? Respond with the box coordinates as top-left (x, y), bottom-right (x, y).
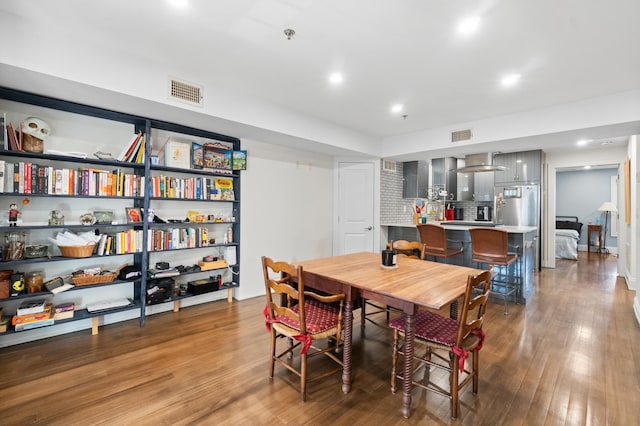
top-left (584, 165), bottom-right (592, 170)
top-left (283, 28), bottom-right (296, 40)
top-left (457, 16), bottom-right (481, 35)
top-left (168, 0), bottom-right (188, 7)
top-left (329, 72), bottom-right (343, 84)
top-left (391, 104), bottom-right (403, 114)
top-left (501, 73), bottom-right (521, 87)
top-left (576, 139), bottom-right (591, 146)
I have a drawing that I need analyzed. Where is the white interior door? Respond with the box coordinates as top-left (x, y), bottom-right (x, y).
top-left (611, 175), bottom-right (618, 237)
top-left (336, 161), bottom-right (375, 254)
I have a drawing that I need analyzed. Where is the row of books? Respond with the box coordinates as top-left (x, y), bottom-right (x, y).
top-left (150, 176), bottom-right (234, 200)
top-left (0, 160), bottom-right (144, 197)
top-left (111, 227), bottom-right (212, 254)
top-left (81, 228), bottom-right (213, 256)
top-left (12, 299), bottom-right (74, 331)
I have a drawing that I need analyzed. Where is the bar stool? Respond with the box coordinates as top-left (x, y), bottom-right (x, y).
top-left (469, 228), bottom-right (520, 315)
top-left (417, 223), bottom-right (463, 263)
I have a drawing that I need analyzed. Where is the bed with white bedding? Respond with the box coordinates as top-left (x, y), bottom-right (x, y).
top-left (555, 216), bottom-right (583, 260)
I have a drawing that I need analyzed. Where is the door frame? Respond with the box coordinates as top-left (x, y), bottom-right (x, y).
top-left (333, 158), bottom-right (380, 255)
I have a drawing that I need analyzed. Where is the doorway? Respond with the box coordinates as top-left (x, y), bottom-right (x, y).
top-left (334, 160), bottom-right (379, 255)
top-left (548, 163), bottom-right (620, 268)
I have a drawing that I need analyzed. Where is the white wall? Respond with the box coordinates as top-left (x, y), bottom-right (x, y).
top-left (627, 136), bottom-right (640, 323)
top-left (236, 139), bottom-right (334, 300)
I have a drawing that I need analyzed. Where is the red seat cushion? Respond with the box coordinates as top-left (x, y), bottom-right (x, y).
top-left (275, 299), bottom-right (341, 335)
top-left (389, 310), bottom-right (458, 347)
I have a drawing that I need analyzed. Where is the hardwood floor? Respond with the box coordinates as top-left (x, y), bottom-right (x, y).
top-left (1, 252), bottom-right (638, 425)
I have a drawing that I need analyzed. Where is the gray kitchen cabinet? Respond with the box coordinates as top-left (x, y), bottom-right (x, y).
top-left (494, 150), bottom-right (542, 184)
top-left (431, 157), bottom-right (457, 199)
top-left (456, 158), bottom-right (474, 201)
top-left (402, 160), bottom-right (429, 198)
top-left (473, 171), bottom-right (494, 202)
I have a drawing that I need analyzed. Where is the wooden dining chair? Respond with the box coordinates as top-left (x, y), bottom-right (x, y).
top-left (417, 223), bottom-right (464, 263)
top-left (389, 269), bottom-right (492, 419)
top-left (261, 256), bottom-right (345, 401)
top-left (361, 240), bottom-right (424, 330)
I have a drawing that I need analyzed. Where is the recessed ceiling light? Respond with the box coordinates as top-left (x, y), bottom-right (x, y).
top-left (168, 0), bottom-right (187, 8)
top-left (576, 139), bottom-right (591, 146)
top-left (501, 73), bottom-right (521, 87)
top-left (329, 72), bottom-right (343, 84)
top-left (391, 104), bottom-right (404, 114)
top-left (584, 165), bottom-right (592, 170)
top-left (457, 16), bottom-right (481, 35)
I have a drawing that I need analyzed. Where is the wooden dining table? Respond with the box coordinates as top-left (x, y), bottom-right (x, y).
top-left (297, 251), bottom-right (483, 418)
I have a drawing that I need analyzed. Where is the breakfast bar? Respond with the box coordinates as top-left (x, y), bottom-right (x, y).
top-left (381, 222), bottom-right (537, 304)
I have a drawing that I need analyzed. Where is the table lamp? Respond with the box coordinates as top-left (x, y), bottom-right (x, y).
top-left (598, 201), bottom-right (617, 253)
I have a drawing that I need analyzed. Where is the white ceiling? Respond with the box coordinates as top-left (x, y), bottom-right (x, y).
top-left (1, 0), bottom-right (640, 157)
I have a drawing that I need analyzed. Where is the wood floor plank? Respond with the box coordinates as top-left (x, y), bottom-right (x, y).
top-left (1, 252), bottom-right (639, 424)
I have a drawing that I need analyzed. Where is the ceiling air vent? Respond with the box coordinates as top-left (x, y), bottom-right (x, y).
top-left (382, 159), bottom-right (397, 172)
top-left (168, 77), bottom-right (203, 107)
top-left (451, 129), bottom-right (472, 143)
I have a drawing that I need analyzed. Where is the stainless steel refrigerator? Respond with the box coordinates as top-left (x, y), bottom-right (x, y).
top-left (494, 184), bottom-right (541, 270)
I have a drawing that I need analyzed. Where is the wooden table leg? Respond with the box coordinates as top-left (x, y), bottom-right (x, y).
top-left (91, 317), bottom-right (99, 335)
top-left (342, 300), bottom-right (353, 394)
top-left (402, 312), bottom-right (414, 418)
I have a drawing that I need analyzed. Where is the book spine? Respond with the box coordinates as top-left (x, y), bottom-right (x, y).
top-left (18, 162), bottom-right (24, 193)
top-left (15, 318), bottom-right (54, 331)
top-left (53, 169), bottom-right (62, 194)
top-left (46, 167), bottom-right (53, 194)
top-left (0, 160), bottom-right (4, 193)
top-left (37, 165), bottom-right (45, 194)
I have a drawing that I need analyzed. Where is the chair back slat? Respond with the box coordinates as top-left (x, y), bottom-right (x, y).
top-left (456, 269), bottom-right (492, 346)
top-left (387, 240), bottom-right (425, 258)
top-left (262, 256), bottom-right (307, 333)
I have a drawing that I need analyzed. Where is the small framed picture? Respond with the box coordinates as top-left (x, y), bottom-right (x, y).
top-left (191, 142), bottom-right (203, 169)
top-left (125, 207), bottom-right (142, 223)
top-left (232, 150), bottom-right (247, 170)
top-left (203, 143), bottom-right (232, 172)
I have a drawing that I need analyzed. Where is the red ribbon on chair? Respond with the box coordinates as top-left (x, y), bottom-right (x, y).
top-left (471, 329), bottom-right (486, 350)
top-left (293, 333), bottom-right (312, 355)
top-left (452, 346), bottom-right (468, 372)
top-left (263, 305), bottom-right (312, 354)
top-left (263, 304), bottom-right (278, 332)
top-left (452, 329), bottom-right (486, 372)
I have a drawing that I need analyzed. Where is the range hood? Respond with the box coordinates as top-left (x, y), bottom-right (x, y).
top-left (456, 153), bottom-right (506, 173)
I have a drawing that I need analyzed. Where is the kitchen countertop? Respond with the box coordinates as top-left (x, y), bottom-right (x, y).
top-left (381, 222), bottom-right (537, 233)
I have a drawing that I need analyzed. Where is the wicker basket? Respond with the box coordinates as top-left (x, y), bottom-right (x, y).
top-left (58, 243), bottom-right (96, 258)
top-left (71, 272), bottom-right (117, 286)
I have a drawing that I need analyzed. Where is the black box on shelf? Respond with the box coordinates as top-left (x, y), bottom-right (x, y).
top-left (146, 277), bottom-right (174, 305)
top-left (187, 278), bottom-right (220, 295)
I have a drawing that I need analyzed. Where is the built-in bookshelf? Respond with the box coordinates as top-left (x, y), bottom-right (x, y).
top-left (0, 86), bottom-right (241, 344)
